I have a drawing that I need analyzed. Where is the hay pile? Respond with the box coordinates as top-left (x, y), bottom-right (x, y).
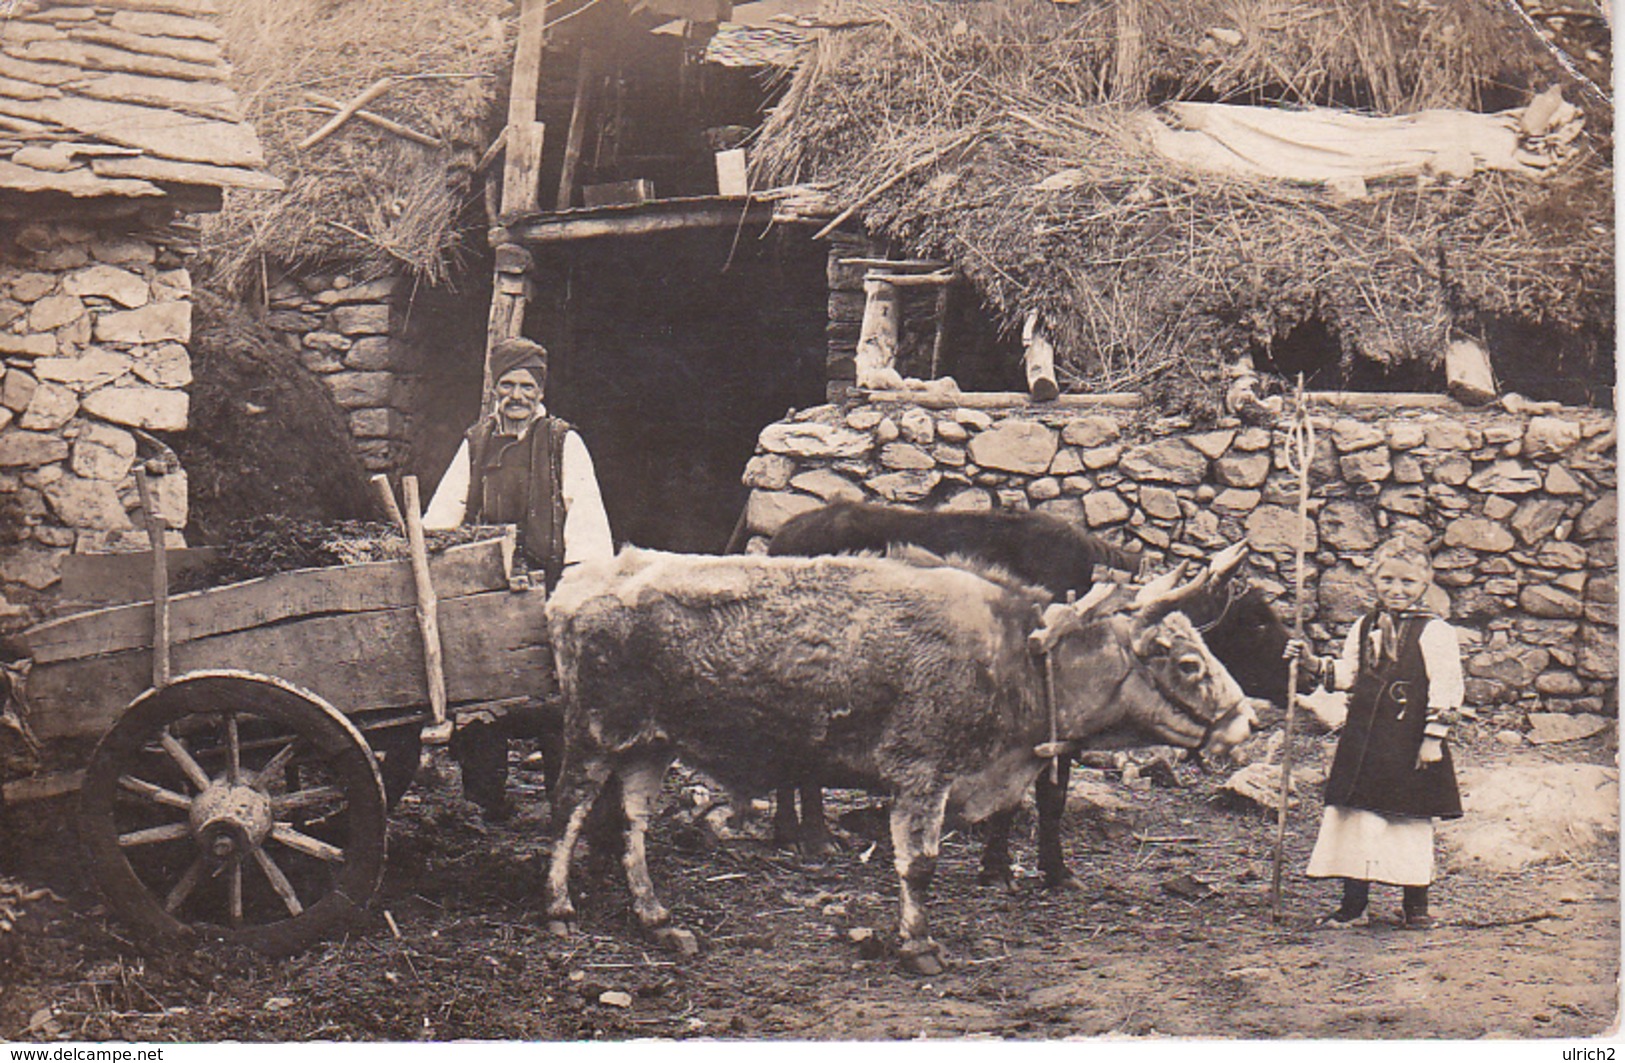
top-left (171, 291), bottom-right (377, 542)
top-left (200, 0), bottom-right (511, 294)
top-left (753, 0), bottom-right (1613, 414)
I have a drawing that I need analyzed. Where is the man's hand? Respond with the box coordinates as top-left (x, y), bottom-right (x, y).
top-left (1415, 736), bottom-right (1444, 768)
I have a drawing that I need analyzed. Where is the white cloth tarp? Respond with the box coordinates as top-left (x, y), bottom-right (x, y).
top-left (1141, 98), bottom-right (1584, 185)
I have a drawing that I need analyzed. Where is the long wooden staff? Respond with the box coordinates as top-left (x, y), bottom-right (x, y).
top-left (1271, 381), bottom-right (1315, 921)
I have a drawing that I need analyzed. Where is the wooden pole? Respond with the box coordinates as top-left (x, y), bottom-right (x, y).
top-left (929, 284), bottom-right (949, 381)
top-left (402, 476), bottom-right (451, 745)
top-left (298, 78), bottom-right (397, 150)
top-left (371, 473), bottom-right (406, 534)
top-left (134, 467), bottom-right (170, 690)
top-left (1271, 380), bottom-right (1316, 921)
top-left (555, 45), bottom-right (595, 211)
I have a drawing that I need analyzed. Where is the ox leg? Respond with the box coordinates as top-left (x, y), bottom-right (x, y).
top-left (1034, 758), bottom-right (1081, 890)
top-left (772, 785), bottom-right (800, 850)
top-left (890, 787), bottom-right (951, 976)
top-left (977, 809), bottom-right (1018, 892)
top-left (545, 758), bottom-right (611, 936)
top-left (619, 754), bottom-right (698, 956)
top-left (798, 785), bottom-right (836, 859)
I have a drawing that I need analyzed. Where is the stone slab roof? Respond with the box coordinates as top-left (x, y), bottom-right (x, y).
top-left (0, 0), bottom-right (281, 203)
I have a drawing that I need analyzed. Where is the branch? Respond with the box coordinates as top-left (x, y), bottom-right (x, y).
top-left (302, 92), bottom-right (441, 148)
top-left (298, 78), bottom-right (398, 150)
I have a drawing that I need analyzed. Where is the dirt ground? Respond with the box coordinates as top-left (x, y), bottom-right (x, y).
top-left (0, 722), bottom-right (1618, 1044)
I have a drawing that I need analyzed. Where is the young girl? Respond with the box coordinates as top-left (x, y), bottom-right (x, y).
top-left (1291, 535), bottom-right (1464, 929)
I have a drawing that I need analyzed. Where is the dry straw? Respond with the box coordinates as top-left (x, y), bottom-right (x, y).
top-left (754, 0), bottom-right (1613, 411)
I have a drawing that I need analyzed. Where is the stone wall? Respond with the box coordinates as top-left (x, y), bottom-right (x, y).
top-left (0, 221), bottom-right (194, 628)
top-left (740, 400), bottom-right (1618, 721)
top-left (264, 271), bottom-right (408, 474)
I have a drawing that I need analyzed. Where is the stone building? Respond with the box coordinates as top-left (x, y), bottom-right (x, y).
top-left (0, 0), bottom-right (278, 630)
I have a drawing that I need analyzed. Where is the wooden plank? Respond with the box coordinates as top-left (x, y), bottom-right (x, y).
top-left (511, 198), bottom-right (775, 242)
top-left (22, 537), bottom-right (512, 665)
top-left (715, 148), bottom-right (748, 195)
top-left (62, 547), bottom-right (220, 606)
top-left (555, 45), bottom-right (594, 211)
top-left (581, 178), bottom-right (653, 208)
top-left (25, 587), bottom-right (553, 742)
top-left (859, 390), bottom-right (1146, 409)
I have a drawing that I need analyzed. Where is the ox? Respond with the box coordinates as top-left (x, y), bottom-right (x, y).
top-left (768, 501), bottom-right (1291, 889)
top-left (543, 548), bottom-right (1261, 974)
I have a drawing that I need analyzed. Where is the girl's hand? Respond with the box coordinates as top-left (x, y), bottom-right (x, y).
top-left (1415, 737), bottom-right (1444, 768)
top-left (1283, 639), bottom-right (1309, 662)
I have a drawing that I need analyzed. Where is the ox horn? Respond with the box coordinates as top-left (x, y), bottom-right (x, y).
top-left (1128, 560), bottom-right (1190, 612)
top-left (1206, 540), bottom-right (1249, 582)
top-left (1026, 583), bottom-right (1116, 657)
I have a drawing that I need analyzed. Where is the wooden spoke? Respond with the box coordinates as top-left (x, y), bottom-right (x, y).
top-left (252, 847), bottom-right (304, 917)
top-left (225, 713), bottom-right (242, 785)
top-left (118, 821), bottom-right (192, 848)
top-left (271, 786), bottom-right (343, 816)
top-left (160, 731), bottom-right (212, 792)
top-left (269, 824), bottom-right (346, 864)
top-left (249, 740), bottom-right (300, 790)
top-left (229, 858), bottom-right (243, 927)
top-left (119, 774), bottom-right (192, 812)
top-left (163, 856), bottom-right (207, 913)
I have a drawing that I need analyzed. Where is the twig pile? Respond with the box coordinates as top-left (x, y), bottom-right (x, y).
top-left (753, 0), bottom-right (1613, 414)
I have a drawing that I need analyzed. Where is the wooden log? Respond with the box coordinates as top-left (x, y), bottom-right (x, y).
top-left (22, 538), bottom-right (512, 666)
top-left (854, 276), bottom-right (900, 388)
top-left (510, 199), bottom-right (776, 243)
top-left (863, 269), bottom-right (953, 287)
top-left (839, 257), bottom-right (948, 271)
top-left (929, 284), bottom-right (949, 380)
top-left (1305, 391), bottom-right (1462, 410)
top-left (133, 469), bottom-right (170, 689)
top-left (1022, 311), bottom-right (1060, 402)
top-left (555, 45), bottom-right (594, 211)
top-left (24, 588), bottom-right (554, 743)
top-left (401, 476), bottom-right (449, 739)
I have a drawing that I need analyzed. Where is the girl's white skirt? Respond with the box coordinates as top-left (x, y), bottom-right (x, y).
top-left (1306, 805), bottom-right (1435, 886)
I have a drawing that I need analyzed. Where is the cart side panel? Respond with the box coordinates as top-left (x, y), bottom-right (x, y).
top-left (24, 588), bottom-right (553, 742)
top-left (22, 538), bottom-right (512, 666)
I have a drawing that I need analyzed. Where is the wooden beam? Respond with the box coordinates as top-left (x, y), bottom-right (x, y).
top-left (501, 120), bottom-right (546, 218)
top-left (855, 276), bottom-right (900, 389)
top-left (864, 269), bottom-right (953, 287)
top-left (859, 390), bottom-right (1146, 409)
top-left (509, 198), bottom-right (775, 243)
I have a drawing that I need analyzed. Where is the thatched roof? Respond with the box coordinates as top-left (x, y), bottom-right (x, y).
top-left (199, 0), bottom-right (510, 294)
top-left (753, 0), bottom-right (1614, 412)
top-left (0, 0), bottom-right (279, 208)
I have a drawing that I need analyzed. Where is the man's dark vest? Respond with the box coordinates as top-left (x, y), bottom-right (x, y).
top-left (464, 415), bottom-right (572, 587)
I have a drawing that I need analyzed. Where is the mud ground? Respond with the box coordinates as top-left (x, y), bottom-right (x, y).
top-left (0, 724), bottom-right (1618, 1043)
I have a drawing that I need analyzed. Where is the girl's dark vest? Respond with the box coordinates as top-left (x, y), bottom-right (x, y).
top-left (463, 416), bottom-right (571, 588)
top-left (1323, 610), bottom-right (1463, 820)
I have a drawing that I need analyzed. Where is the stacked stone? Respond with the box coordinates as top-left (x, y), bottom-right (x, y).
top-left (741, 401), bottom-right (1618, 721)
top-left (823, 234), bottom-right (869, 397)
top-left (264, 272), bottom-right (406, 473)
top-left (0, 221), bottom-right (193, 624)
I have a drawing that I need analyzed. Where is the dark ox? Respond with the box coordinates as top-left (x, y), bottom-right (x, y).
top-left (768, 500), bottom-right (1290, 889)
top-left (543, 548), bottom-right (1260, 974)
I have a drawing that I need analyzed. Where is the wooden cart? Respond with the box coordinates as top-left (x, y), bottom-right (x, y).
top-left (2, 531), bottom-right (551, 956)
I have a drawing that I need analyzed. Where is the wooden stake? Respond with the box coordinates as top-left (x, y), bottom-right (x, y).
top-left (134, 468), bottom-right (170, 690)
top-left (371, 474), bottom-right (406, 534)
top-left (303, 92), bottom-right (440, 148)
top-left (1271, 381), bottom-right (1316, 922)
top-left (401, 476), bottom-right (451, 744)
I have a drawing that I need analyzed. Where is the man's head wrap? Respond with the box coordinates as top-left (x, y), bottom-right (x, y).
top-left (491, 337), bottom-right (548, 384)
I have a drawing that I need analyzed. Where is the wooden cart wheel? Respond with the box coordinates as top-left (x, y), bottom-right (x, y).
top-left (78, 671), bottom-right (388, 956)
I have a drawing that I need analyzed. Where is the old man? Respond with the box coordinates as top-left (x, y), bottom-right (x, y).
top-left (424, 336), bottom-right (613, 817)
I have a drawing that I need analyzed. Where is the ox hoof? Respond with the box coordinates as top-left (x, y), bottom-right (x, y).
top-left (650, 926), bottom-right (700, 956)
top-left (899, 939), bottom-right (947, 977)
top-left (547, 917), bottom-right (575, 939)
top-left (976, 868), bottom-right (1018, 893)
top-left (798, 835), bottom-right (839, 861)
top-left (1043, 872), bottom-right (1084, 893)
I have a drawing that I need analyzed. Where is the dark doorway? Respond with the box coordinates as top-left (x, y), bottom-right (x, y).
top-left (536, 225), bottom-right (828, 553)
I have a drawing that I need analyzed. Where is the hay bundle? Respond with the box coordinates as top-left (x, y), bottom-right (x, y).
top-left (201, 0), bottom-right (511, 293)
top-left (754, 0), bottom-right (1613, 414)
